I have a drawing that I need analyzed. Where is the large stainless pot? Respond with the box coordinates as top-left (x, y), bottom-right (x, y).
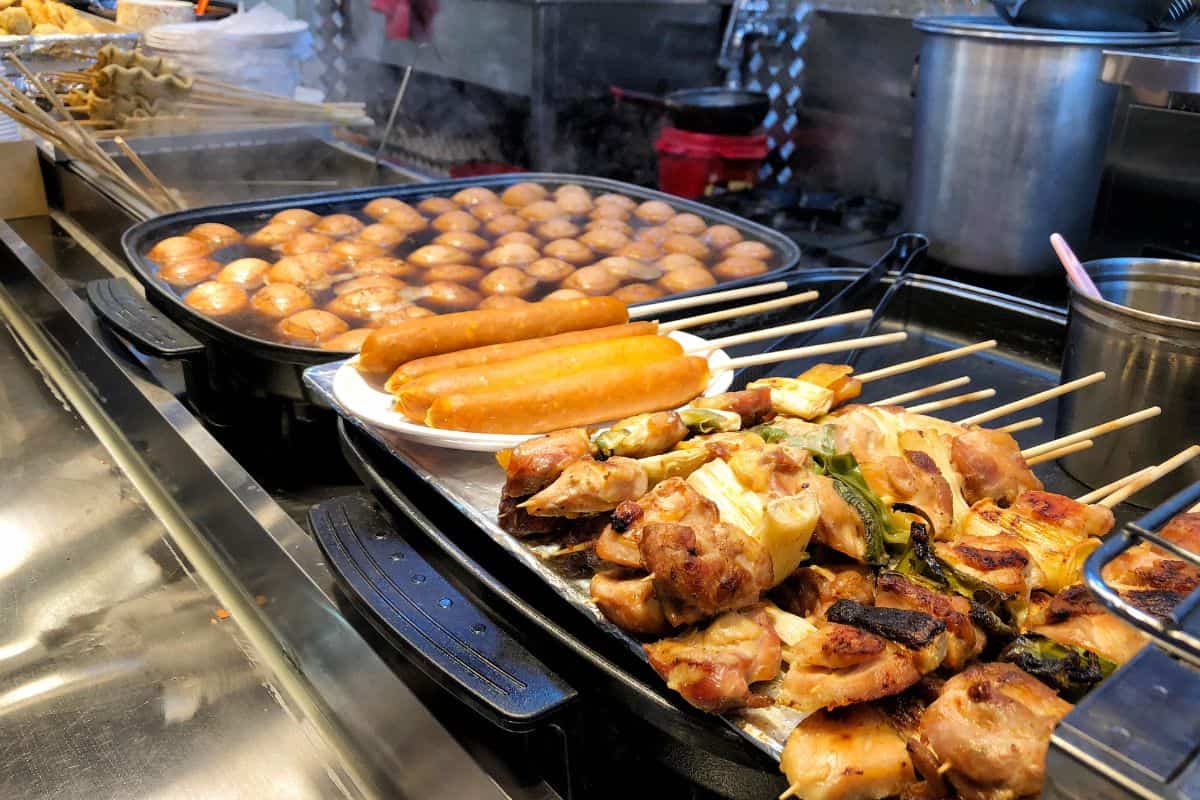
top-left (1057, 258), bottom-right (1200, 506)
top-left (908, 16), bottom-right (1176, 275)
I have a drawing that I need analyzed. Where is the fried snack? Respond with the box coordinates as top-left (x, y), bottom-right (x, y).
top-left (357, 296), bottom-right (627, 375)
top-left (425, 355), bottom-right (710, 434)
top-left (385, 320), bottom-right (657, 391)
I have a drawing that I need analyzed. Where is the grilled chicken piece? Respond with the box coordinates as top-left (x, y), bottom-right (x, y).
top-left (781, 622), bottom-right (944, 713)
top-left (502, 427), bottom-right (593, 497)
top-left (1103, 511), bottom-right (1200, 605)
top-left (780, 705), bottom-right (917, 800)
top-left (775, 563), bottom-right (877, 619)
top-left (1026, 585), bottom-right (1146, 665)
top-left (861, 450), bottom-right (956, 539)
top-left (876, 571), bottom-right (985, 669)
top-left (691, 386), bottom-right (774, 427)
top-left (594, 477), bottom-right (718, 570)
top-left (675, 430), bottom-right (767, 461)
top-left (590, 570), bottom-right (670, 635)
top-left (641, 518), bottom-right (773, 621)
top-left (1010, 490), bottom-right (1115, 539)
top-left (919, 662), bottom-right (1071, 800)
top-left (644, 605), bottom-right (781, 711)
top-left (808, 474), bottom-right (870, 563)
top-left (934, 531), bottom-right (1033, 599)
top-left (726, 442), bottom-right (811, 495)
top-left (521, 456), bottom-right (648, 517)
top-left (596, 411), bottom-right (689, 458)
top-left (951, 427), bottom-right (1043, 506)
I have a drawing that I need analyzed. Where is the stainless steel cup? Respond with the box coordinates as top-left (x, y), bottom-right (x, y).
top-left (1058, 258), bottom-right (1200, 506)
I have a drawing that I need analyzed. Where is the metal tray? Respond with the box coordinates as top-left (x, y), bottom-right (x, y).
top-left (302, 267), bottom-right (1150, 764)
top-left (121, 172), bottom-right (805, 358)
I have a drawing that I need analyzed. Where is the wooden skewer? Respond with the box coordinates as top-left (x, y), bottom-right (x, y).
top-left (780, 783), bottom-right (802, 800)
top-left (112, 136), bottom-right (183, 211)
top-left (1026, 439), bottom-right (1094, 467)
top-left (1021, 406), bottom-right (1162, 459)
top-left (687, 309), bottom-right (873, 353)
top-left (722, 331), bottom-right (907, 371)
top-left (1190, 502), bottom-right (1200, 513)
top-left (855, 340), bottom-right (998, 384)
top-left (871, 376), bottom-right (970, 407)
top-left (956, 371), bottom-right (1107, 426)
top-left (996, 416), bottom-right (1043, 435)
top-left (631, 281), bottom-right (793, 320)
top-left (1098, 445), bottom-right (1200, 508)
top-left (1076, 466), bottom-right (1156, 504)
top-left (655, 289), bottom-right (819, 331)
top-left (905, 388), bottom-right (997, 416)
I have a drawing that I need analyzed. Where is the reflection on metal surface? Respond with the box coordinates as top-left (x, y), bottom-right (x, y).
top-left (0, 315), bottom-right (352, 800)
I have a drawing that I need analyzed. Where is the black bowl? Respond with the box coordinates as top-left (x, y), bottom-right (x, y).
top-left (991, 0), bottom-right (1181, 31)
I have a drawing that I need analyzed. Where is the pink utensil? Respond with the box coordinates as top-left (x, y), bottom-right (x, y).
top-left (1050, 232), bottom-right (1102, 300)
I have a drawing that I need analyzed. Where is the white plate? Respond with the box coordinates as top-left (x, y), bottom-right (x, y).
top-left (332, 331), bottom-right (734, 452)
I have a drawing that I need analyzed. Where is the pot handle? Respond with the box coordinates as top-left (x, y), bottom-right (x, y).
top-left (309, 495), bottom-right (577, 730)
top-left (87, 278), bottom-right (205, 360)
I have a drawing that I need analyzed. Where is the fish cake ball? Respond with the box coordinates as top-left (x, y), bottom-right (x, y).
top-left (244, 224), bottom-right (295, 248)
top-left (555, 191), bottom-right (593, 215)
top-left (276, 232), bottom-right (335, 255)
top-left (270, 208), bottom-right (321, 228)
top-left (321, 328), bottom-right (375, 352)
top-left (481, 243), bottom-right (540, 269)
top-left (501, 182), bottom-right (549, 207)
top-left (479, 295), bottom-right (530, 310)
top-left (553, 183), bottom-right (591, 200)
top-left (595, 256), bottom-right (662, 282)
top-left (184, 281), bottom-right (248, 316)
top-left (542, 239), bottom-right (593, 265)
top-left (479, 267), bottom-right (536, 297)
top-left (380, 210), bottom-right (429, 234)
top-left (536, 218), bottom-right (581, 240)
top-left (215, 257), bottom-right (270, 288)
top-left (149, 235), bottom-right (211, 263)
top-left (426, 264), bottom-right (485, 284)
top-left (420, 281), bottom-right (483, 312)
top-left (418, 196), bottom-right (460, 215)
top-left (326, 286), bottom-right (405, 325)
top-left (524, 258), bottom-right (575, 283)
top-left (661, 234), bottom-right (711, 261)
top-left (312, 214), bottom-right (365, 238)
top-left (518, 200), bottom-right (564, 222)
top-left (484, 214), bottom-right (531, 236)
top-left (159, 258), bottom-right (220, 287)
top-left (351, 256), bottom-right (414, 278)
top-left (541, 288), bottom-right (589, 302)
top-left (657, 253), bottom-right (706, 272)
top-left (494, 231), bottom-right (540, 249)
top-left (584, 218), bottom-right (632, 236)
top-left (594, 193), bottom-right (636, 209)
top-left (578, 228), bottom-right (629, 255)
top-left (612, 283), bottom-right (666, 304)
top-left (409, 244), bottom-right (472, 267)
top-left (278, 309), bottom-right (349, 345)
top-left (267, 256), bottom-right (332, 288)
top-left (712, 256), bottom-right (769, 281)
top-left (376, 305), bottom-right (436, 325)
top-left (725, 240), bottom-right (774, 261)
top-left (616, 241), bottom-right (662, 262)
top-left (703, 224), bottom-right (743, 250)
top-left (665, 213), bottom-right (706, 235)
top-left (469, 201), bottom-right (511, 222)
top-left (252, 283), bottom-right (314, 319)
top-left (657, 265), bottom-right (716, 294)
top-left (356, 223), bottom-right (409, 249)
top-left (433, 231), bottom-right (490, 252)
top-left (363, 197), bottom-right (414, 220)
top-left (432, 210), bottom-right (481, 232)
top-left (187, 222), bottom-right (242, 249)
top-left (590, 203), bottom-right (630, 222)
top-left (334, 275), bottom-right (407, 295)
top-left (452, 187), bottom-right (500, 206)
top-left (330, 240), bottom-right (387, 264)
top-left (635, 225), bottom-right (670, 245)
top-left (562, 264), bottom-right (620, 296)
top-left (634, 200), bottom-right (675, 224)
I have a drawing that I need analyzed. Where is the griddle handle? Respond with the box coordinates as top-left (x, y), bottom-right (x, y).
top-left (87, 278), bottom-right (204, 359)
top-left (309, 495), bottom-right (577, 729)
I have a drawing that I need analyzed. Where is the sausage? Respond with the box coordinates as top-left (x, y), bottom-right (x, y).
top-left (358, 295), bottom-right (628, 375)
top-left (395, 334), bottom-right (682, 421)
top-left (385, 320), bottom-right (657, 390)
top-left (426, 355), bottom-right (711, 434)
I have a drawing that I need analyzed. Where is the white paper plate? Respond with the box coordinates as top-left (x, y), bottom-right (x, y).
top-left (332, 331), bottom-right (733, 452)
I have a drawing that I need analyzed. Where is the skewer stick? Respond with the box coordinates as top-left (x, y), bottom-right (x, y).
top-left (855, 340), bottom-right (998, 384)
top-left (654, 289), bottom-right (819, 330)
top-left (1021, 407), bottom-right (1162, 459)
top-left (996, 416), bottom-right (1043, 435)
top-left (686, 309), bottom-right (873, 353)
top-left (905, 388), bottom-right (997, 416)
top-left (956, 371), bottom-right (1107, 426)
top-left (631, 281), bottom-right (793, 320)
top-left (1076, 467), bottom-right (1156, 504)
top-left (1097, 445), bottom-right (1200, 508)
top-left (871, 376), bottom-right (970, 407)
top-left (1190, 502), bottom-right (1200, 513)
top-left (780, 783), bottom-right (801, 800)
top-left (1026, 439), bottom-right (1094, 466)
top-left (112, 136), bottom-right (183, 211)
top-left (722, 331), bottom-right (907, 371)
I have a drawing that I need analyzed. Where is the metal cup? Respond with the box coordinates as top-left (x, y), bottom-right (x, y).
top-left (1058, 258), bottom-right (1200, 506)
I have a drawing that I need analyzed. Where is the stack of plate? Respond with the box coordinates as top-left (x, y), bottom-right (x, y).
top-left (0, 100), bottom-right (21, 142)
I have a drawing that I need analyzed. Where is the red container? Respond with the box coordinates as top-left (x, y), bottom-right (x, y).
top-left (654, 126), bottom-right (768, 199)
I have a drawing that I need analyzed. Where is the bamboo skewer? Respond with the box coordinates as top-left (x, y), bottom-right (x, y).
top-left (956, 371), bottom-right (1107, 426)
top-left (1026, 439), bottom-right (1094, 467)
top-left (855, 340), bottom-right (998, 384)
top-left (1097, 445), bottom-right (1200, 508)
top-left (638, 281), bottom-right (796, 322)
top-left (655, 289), bottom-right (819, 330)
top-left (1021, 407), bottom-right (1162, 459)
top-left (905, 388), bottom-right (997, 416)
top-left (871, 376), bottom-right (971, 407)
top-left (111, 136), bottom-right (183, 211)
top-left (722, 332), bottom-right (908, 371)
top-left (687, 309), bottom-right (874, 354)
top-left (1077, 467), bottom-right (1156, 504)
top-left (996, 416), bottom-right (1043, 435)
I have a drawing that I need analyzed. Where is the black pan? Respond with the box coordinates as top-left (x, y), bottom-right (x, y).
top-left (610, 86), bottom-right (770, 135)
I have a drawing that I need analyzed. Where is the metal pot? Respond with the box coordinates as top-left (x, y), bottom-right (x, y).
top-left (907, 16), bottom-right (1176, 275)
top-left (1057, 258), bottom-right (1200, 506)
